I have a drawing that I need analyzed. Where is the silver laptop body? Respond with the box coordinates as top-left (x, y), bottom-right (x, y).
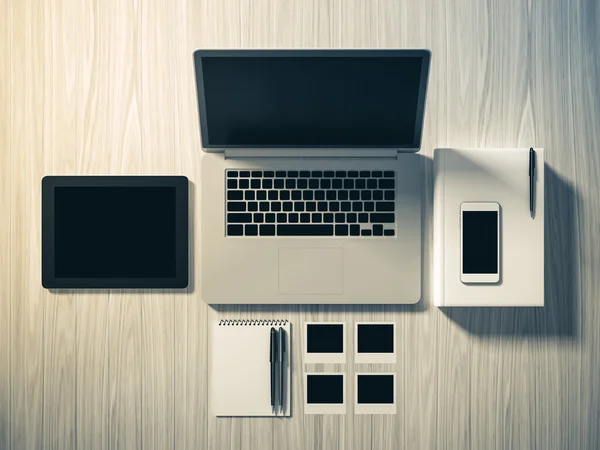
top-left (194, 49), bottom-right (431, 304)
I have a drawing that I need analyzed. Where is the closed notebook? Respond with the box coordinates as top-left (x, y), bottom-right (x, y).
top-left (210, 319), bottom-right (291, 417)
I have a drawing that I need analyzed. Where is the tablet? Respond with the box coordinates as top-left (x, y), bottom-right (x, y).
top-left (42, 176), bottom-right (189, 288)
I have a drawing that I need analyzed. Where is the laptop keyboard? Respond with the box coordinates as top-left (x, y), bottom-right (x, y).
top-left (225, 170), bottom-right (396, 237)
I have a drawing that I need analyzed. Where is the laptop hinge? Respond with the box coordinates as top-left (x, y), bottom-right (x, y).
top-left (224, 149), bottom-right (401, 159)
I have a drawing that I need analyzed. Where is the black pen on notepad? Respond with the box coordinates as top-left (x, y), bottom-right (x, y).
top-left (278, 327), bottom-right (285, 414)
top-left (529, 148), bottom-right (536, 218)
top-left (270, 327), bottom-right (277, 414)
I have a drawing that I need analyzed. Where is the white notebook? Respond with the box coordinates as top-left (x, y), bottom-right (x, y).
top-left (433, 148), bottom-right (544, 307)
top-left (210, 319), bottom-right (291, 417)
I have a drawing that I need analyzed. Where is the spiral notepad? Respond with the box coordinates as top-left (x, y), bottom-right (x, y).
top-left (210, 319), bottom-right (291, 417)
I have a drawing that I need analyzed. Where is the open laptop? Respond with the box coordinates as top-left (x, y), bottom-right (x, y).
top-left (194, 49), bottom-right (431, 304)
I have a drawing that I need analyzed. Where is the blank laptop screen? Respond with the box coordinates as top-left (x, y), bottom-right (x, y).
top-left (196, 52), bottom-right (428, 148)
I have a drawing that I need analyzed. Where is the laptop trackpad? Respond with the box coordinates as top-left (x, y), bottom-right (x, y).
top-left (278, 248), bottom-right (343, 295)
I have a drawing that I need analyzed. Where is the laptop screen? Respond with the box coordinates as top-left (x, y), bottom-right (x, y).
top-left (194, 50), bottom-right (430, 149)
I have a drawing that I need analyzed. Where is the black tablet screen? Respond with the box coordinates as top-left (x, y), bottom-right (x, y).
top-left (54, 186), bottom-right (176, 278)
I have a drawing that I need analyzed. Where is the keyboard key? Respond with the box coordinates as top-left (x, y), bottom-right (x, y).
top-left (286, 179), bottom-right (296, 189)
top-left (373, 224), bottom-right (383, 236)
top-left (227, 179), bottom-right (237, 189)
top-left (373, 190), bottom-right (383, 201)
top-left (228, 213), bottom-right (252, 223)
top-left (283, 202), bottom-right (293, 212)
top-left (245, 190), bottom-right (255, 200)
top-left (315, 190), bottom-right (325, 200)
top-left (318, 202), bottom-right (328, 212)
top-left (372, 171), bottom-right (382, 177)
top-left (259, 202), bottom-right (269, 212)
top-left (280, 190), bottom-right (290, 200)
top-left (324, 213), bottom-right (334, 223)
top-left (292, 190), bottom-right (302, 200)
top-left (297, 179), bottom-right (308, 189)
top-left (350, 224), bottom-right (360, 236)
top-left (288, 213), bottom-right (299, 223)
top-left (266, 213), bottom-right (276, 223)
top-left (347, 213), bottom-right (357, 223)
top-left (277, 213), bottom-right (287, 223)
top-left (355, 179), bottom-right (366, 189)
top-left (384, 190), bottom-right (395, 200)
top-left (239, 179), bottom-right (249, 189)
top-left (306, 201), bottom-right (317, 212)
top-left (277, 224), bottom-right (333, 236)
top-left (227, 224), bottom-right (243, 235)
top-left (379, 179), bottom-right (395, 189)
top-left (349, 190), bottom-right (360, 200)
top-left (254, 213), bottom-right (264, 223)
top-left (338, 191), bottom-right (348, 201)
top-left (262, 179), bottom-right (273, 189)
top-left (348, 170), bottom-right (358, 178)
top-left (312, 213), bottom-right (322, 223)
top-left (335, 171), bottom-right (346, 177)
top-left (274, 179), bottom-right (284, 189)
top-left (376, 202), bottom-right (394, 212)
top-left (370, 213), bottom-right (395, 223)
top-left (257, 190), bottom-right (267, 200)
top-left (384, 171), bottom-right (394, 178)
top-left (227, 171), bottom-right (238, 178)
top-left (300, 171), bottom-right (311, 178)
top-left (320, 179), bottom-right (331, 189)
top-left (264, 171), bottom-right (274, 177)
top-left (361, 229), bottom-right (372, 236)
top-left (300, 213), bottom-right (310, 223)
top-left (359, 171), bottom-right (370, 177)
top-left (276, 170), bottom-right (286, 177)
top-left (364, 202), bottom-right (375, 212)
top-left (268, 191), bottom-right (278, 200)
top-left (311, 171), bottom-right (323, 177)
top-left (326, 191), bottom-right (336, 201)
top-left (294, 202), bottom-right (304, 212)
top-left (240, 171), bottom-right (250, 178)
top-left (324, 170), bottom-right (334, 177)
top-left (332, 179), bottom-right (343, 189)
top-left (329, 202), bottom-right (340, 212)
top-left (303, 191), bottom-right (313, 201)
top-left (227, 202), bottom-right (246, 212)
top-left (361, 191), bottom-right (371, 200)
top-left (335, 224), bottom-right (348, 236)
top-left (341, 202), bottom-right (351, 212)
top-left (260, 225), bottom-right (275, 236)
top-left (335, 213), bottom-right (345, 223)
top-left (358, 213), bottom-right (369, 223)
top-left (352, 202), bottom-right (363, 212)
top-left (309, 179), bottom-right (319, 189)
top-left (288, 171), bottom-right (298, 178)
top-left (343, 179), bottom-right (354, 189)
top-left (251, 171), bottom-right (262, 177)
top-left (248, 202), bottom-right (258, 212)
top-left (271, 202), bottom-right (282, 212)
top-left (367, 179), bottom-right (377, 189)
top-left (245, 224), bottom-right (258, 236)
top-left (384, 229), bottom-right (395, 236)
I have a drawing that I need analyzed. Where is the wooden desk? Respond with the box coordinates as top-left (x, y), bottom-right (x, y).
top-left (2, 0), bottom-right (598, 448)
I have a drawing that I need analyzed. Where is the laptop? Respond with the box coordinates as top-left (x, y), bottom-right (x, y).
top-left (193, 49), bottom-right (431, 304)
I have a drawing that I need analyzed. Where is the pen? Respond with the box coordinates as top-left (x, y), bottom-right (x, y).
top-left (529, 148), bottom-right (536, 218)
top-left (270, 327), bottom-right (277, 414)
top-left (278, 327), bottom-right (285, 414)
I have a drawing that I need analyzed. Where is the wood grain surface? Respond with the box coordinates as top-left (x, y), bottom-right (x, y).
top-left (2, 0), bottom-right (600, 449)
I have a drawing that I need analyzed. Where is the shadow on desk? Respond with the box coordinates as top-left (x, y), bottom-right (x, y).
top-left (441, 165), bottom-right (581, 340)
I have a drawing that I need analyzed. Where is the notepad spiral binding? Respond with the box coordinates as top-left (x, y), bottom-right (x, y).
top-left (218, 319), bottom-right (289, 326)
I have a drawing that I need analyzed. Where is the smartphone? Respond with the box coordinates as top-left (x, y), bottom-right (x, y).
top-left (460, 202), bottom-right (500, 283)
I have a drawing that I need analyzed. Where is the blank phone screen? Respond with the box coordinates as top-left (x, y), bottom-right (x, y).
top-left (462, 211), bottom-right (498, 274)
